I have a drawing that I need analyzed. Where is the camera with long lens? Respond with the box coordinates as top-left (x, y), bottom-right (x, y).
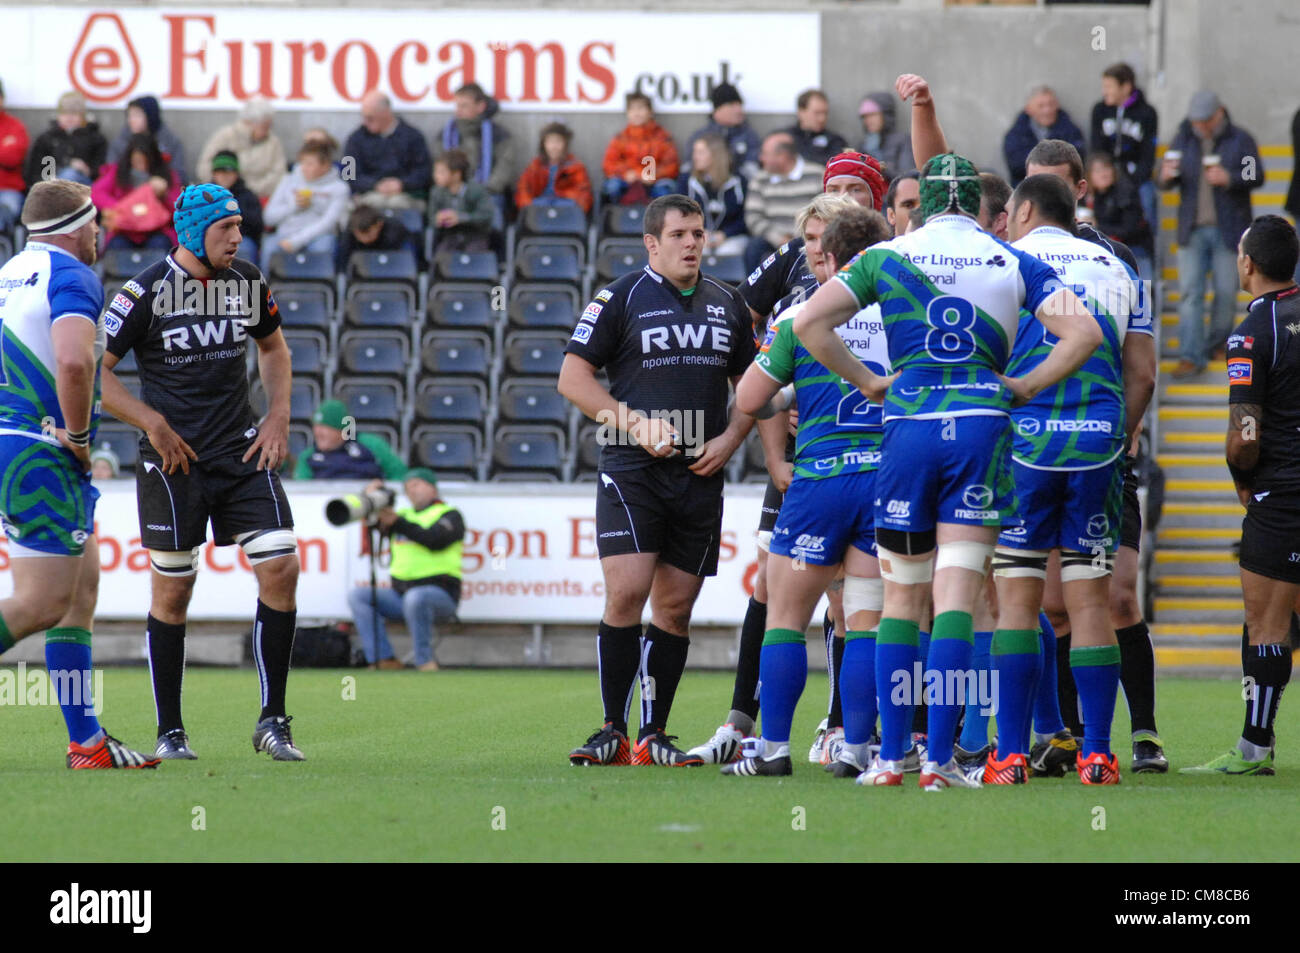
top-left (325, 486), bottom-right (396, 526)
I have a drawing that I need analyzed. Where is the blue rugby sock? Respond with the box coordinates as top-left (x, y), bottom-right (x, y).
top-left (875, 618), bottom-right (918, 761)
top-left (959, 630), bottom-right (994, 751)
top-left (1071, 645), bottom-right (1121, 757)
top-left (758, 629), bottom-right (807, 745)
top-left (46, 628), bottom-right (102, 746)
top-left (1033, 614), bottom-right (1067, 738)
top-left (841, 630), bottom-right (877, 745)
top-left (992, 628), bottom-right (1041, 756)
top-left (924, 611), bottom-right (972, 766)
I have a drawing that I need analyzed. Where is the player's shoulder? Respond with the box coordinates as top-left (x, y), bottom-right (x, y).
top-left (594, 268), bottom-right (648, 304)
top-left (225, 256), bottom-right (268, 285)
top-left (699, 274), bottom-right (748, 309)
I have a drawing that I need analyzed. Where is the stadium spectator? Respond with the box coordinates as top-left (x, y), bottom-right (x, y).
top-left (195, 99), bottom-right (286, 199)
top-left (435, 83), bottom-right (516, 202)
top-left (347, 470), bottom-right (464, 672)
top-left (856, 92), bottom-right (911, 182)
top-left (884, 170), bottom-right (920, 237)
top-left (602, 92), bottom-right (679, 204)
top-left (1161, 90), bottom-right (1263, 378)
top-left (1090, 62), bottom-right (1159, 237)
top-left (90, 133), bottom-right (182, 252)
top-left (106, 96), bottom-right (187, 186)
top-left (90, 445), bottom-right (120, 482)
top-left (514, 121), bottom-right (593, 214)
top-left (0, 80), bottom-right (27, 232)
top-left (209, 150), bottom-right (264, 266)
top-left (676, 133), bottom-right (748, 256)
top-left (294, 398), bottom-right (407, 481)
top-left (1085, 151), bottom-right (1153, 279)
top-left (684, 82), bottom-right (761, 181)
top-left (1003, 86), bottom-right (1087, 186)
top-left (261, 141), bottom-right (349, 271)
top-left (429, 148), bottom-right (493, 253)
top-left (301, 128), bottom-right (340, 164)
top-left (335, 204), bottom-right (422, 273)
top-left (780, 89), bottom-right (848, 167)
top-left (342, 91), bottom-right (431, 212)
top-left (24, 91), bottom-right (107, 187)
top-left (744, 131), bottom-right (824, 271)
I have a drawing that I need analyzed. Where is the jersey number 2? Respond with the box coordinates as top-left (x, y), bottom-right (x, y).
top-left (836, 361), bottom-right (888, 428)
top-left (924, 295), bottom-right (977, 363)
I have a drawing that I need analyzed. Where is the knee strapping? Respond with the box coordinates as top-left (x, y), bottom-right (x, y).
top-left (1060, 548), bottom-right (1113, 581)
top-left (236, 529), bottom-right (299, 566)
top-left (992, 547), bottom-right (1050, 579)
top-left (876, 548), bottom-right (934, 585)
top-left (935, 539), bottom-right (994, 575)
top-left (150, 548), bottom-right (200, 577)
top-left (842, 575), bottom-right (883, 616)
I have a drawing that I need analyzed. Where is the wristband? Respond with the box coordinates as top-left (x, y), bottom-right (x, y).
top-left (65, 427), bottom-right (91, 448)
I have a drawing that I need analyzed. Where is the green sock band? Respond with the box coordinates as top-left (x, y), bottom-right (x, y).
top-left (762, 627), bottom-right (805, 647)
top-left (845, 629), bottom-right (877, 643)
top-left (931, 610), bottom-right (974, 645)
top-left (0, 612), bottom-right (13, 653)
top-left (992, 628), bottom-right (1040, 655)
top-left (46, 627), bottom-right (92, 646)
top-left (877, 618), bottom-right (919, 647)
top-left (1070, 644), bottom-right (1121, 667)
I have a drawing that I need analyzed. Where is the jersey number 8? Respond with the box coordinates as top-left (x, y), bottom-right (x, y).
top-left (924, 295), bottom-right (977, 364)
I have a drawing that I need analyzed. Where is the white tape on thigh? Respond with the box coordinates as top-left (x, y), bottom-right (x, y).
top-left (935, 539), bottom-right (994, 575)
top-left (755, 529), bottom-right (773, 553)
top-left (150, 548), bottom-right (200, 576)
top-left (1060, 548), bottom-right (1113, 581)
top-left (236, 528), bottom-right (299, 566)
top-left (876, 547), bottom-right (934, 585)
top-left (842, 575), bottom-right (884, 616)
top-left (992, 546), bottom-right (1051, 579)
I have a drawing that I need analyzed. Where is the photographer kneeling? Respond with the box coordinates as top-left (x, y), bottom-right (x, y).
top-left (346, 469), bottom-right (465, 671)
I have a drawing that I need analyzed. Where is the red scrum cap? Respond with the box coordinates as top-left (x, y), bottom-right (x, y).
top-left (823, 152), bottom-right (887, 211)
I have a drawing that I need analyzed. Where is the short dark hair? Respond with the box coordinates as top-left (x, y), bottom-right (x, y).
top-left (1086, 150), bottom-right (1117, 172)
top-left (1011, 173), bottom-right (1078, 231)
top-left (796, 89), bottom-right (828, 110)
top-left (764, 131), bottom-right (798, 161)
top-left (908, 205), bottom-right (925, 230)
top-left (455, 83), bottom-right (487, 103)
top-left (644, 194), bottom-right (703, 239)
top-left (437, 148), bottom-right (471, 179)
top-left (979, 171), bottom-right (1013, 220)
top-left (1241, 214), bottom-right (1300, 282)
top-left (297, 142), bottom-right (331, 166)
top-left (1026, 139), bottom-right (1085, 185)
top-left (821, 206), bottom-right (892, 269)
top-left (538, 121), bottom-right (573, 157)
top-left (884, 170), bottom-right (920, 213)
top-left (626, 91), bottom-right (653, 112)
top-left (1102, 63), bottom-right (1136, 88)
top-left (348, 205), bottom-right (384, 234)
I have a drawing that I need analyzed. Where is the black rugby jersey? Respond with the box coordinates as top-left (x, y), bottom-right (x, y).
top-left (566, 264), bottom-right (756, 472)
top-left (738, 237), bottom-right (818, 320)
top-left (1227, 284), bottom-right (1300, 494)
top-left (104, 251), bottom-right (281, 461)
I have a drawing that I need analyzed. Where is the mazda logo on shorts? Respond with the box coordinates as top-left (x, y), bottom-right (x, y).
top-left (1086, 514), bottom-right (1109, 538)
top-left (1016, 418), bottom-right (1041, 437)
top-left (962, 485), bottom-right (994, 510)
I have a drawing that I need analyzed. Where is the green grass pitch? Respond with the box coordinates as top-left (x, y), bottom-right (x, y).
top-left (2, 668), bottom-right (1295, 862)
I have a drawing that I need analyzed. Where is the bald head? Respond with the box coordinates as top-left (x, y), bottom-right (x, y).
top-left (361, 91), bottom-right (394, 135)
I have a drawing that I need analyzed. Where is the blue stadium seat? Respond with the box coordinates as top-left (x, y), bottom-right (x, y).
top-left (288, 424), bottom-right (313, 464)
top-left (508, 285), bottom-right (578, 330)
top-left (575, 422), bottom-right (602, 474)
top-left (276, 288), bottom-right (334, 332)
top-left (595, 239), bottom-right (647, 283)
top-left (346, 249), bottom-right (418, 289)
top-left (702, 252), bottom-right (747, 285)
top-left (101, 246), bottom-right (159, 279)
top-left (603, 204), bottom-right (645, 238)
top-left (498, 379), bottom-right (571, 427)
top-left (414, 379), bottom-right (487, 428)
top-left (428, 284), bottom-right (495, 330)
top-left (411, 425), bottom-right (481, 476)
top-left (491, 425), bottom-right (565, 479)
top-left (338, 330), bottom-right (410, 378)
top-left (282, 329), bottom-right (330, 380)
top-left (92, 424), bottom-right (141, 473)
top-left (421, 330), bottom-right (492, 379)
top-left (345, 288), bottom-right (414, 329)
top-left (334, 377), bottom-right (403, 424)
top-left (520, 203), bottom-right (587, 239)
top-left (267, 250), bottom-right (335, 284)
top-left (391, 207), bottom-right (425, 237)
top-left (434, 250), bottom-right (499, 284)
top-left (250, 377), bottom-right (321, 423)
top-left (503, 331), bottom-right (568, 377)
top-left (513, 237), bottom-right (583, 285)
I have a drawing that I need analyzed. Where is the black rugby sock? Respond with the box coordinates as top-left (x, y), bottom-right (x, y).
top-left (254, 600), bottom-right (296, 721)
top-left (1242, 642), bottom-right (1291, 750)
top-left (828, 633), bottom-right (846, 729)
top-left (598, 621), bottom-right (641, 736)
top-left (1056, 630), bottom-right (1084, 737)
top-left (639, 624), bottom-right (689, 738)
top-left (147, 614), bottom-right (187, 734)
top-left (729, 597), bottom-right (766, 729)
top-left (1117, 621), bottom-right (1158, 735)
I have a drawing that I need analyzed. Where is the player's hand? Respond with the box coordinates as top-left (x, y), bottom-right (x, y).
top-left (860, 371), bottom-right (899, 404)
top-left (243, 414), bottom-right (289, 471)
top-left (688, 432), bottom-right (740, 477)
top-left (895, 74), bottom-right (933, 108)
top-left (630, 416), bottom-right (680, 459)
top-left (770, 460), bottom-right (794, 493)
top-left (145, 417), bottom-right (198, 474)
top-left (787, 406), bottom-right (799, 437)
top-left (57, 433), bottom-right (92, 473)
top-left (999, 374), bottom-right (1034, 407)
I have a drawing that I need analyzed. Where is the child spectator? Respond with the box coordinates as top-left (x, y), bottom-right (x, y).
top-left (209, 150), bottom-right (264, 265)
top-left (262, 141), bottom-right (349, 271)
top-left (90, 132), bottom-right (182, 251)
top-left (515, 122), bottom-right (593, 214)
top-left (429, 148), bottom-right (493, 253)
top-left (676, 133), bottom-right (748, 256)
top-left (336, 204), bottom-right (423, 272)
top-left (602, 93), bottom-right (679, 204)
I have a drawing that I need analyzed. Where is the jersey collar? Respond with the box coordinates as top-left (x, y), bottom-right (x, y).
top-left (1248, 284), bottom-right (1300, 310)
top-left (1031, 225), bottom-right (1074, 239)
top-left (927, 213), bottom-right (980, 229)
top-left (642, 264), bottom-right (699, 296)
top-left (25, 241), bottom-right (77, 261)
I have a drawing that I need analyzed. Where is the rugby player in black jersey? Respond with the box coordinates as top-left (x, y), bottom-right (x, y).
top-left (560, 195), bottom-right (756, 766)
top-left (100, 185), bottom-right (304, 762)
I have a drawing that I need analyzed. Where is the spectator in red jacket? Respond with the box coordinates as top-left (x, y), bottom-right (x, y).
top-left (90, 133), bottom-right (182, 251)
top-left (602, 93), bottom-right (679, 204)
top-left (0, 79), bottom-right (29, 232)
top-left (516, 122), bottom-right (593, 214)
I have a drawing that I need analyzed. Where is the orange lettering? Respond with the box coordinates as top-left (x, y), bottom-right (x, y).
top-left (577, 42), bottom-right (615, 104)
top-left (389, 41), bottom-right (430, 102)
top-left (434, 41), bottom-right (474, 101)
top-left (164, 15), bottom-right (218, 99)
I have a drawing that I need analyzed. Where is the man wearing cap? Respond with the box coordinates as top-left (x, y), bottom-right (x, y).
top-left (1161, 90), bottom-right (1263, 378)
top-left (23, 91), bottom-right (108, 188)
top-left (100, 182), bottom-right (305, 762)
top-left (209, 150), bottom-right (264, 267)
top-left (684, 83), bottom-right (762, 182)
top-left (294, 398), bottom-right (407, 481)
top-left (346, 469), bottom-right (464, 671)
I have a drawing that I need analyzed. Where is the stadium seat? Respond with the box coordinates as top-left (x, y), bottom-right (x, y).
top-left (434, 250), bottom-right (499, 284)
top-left (250, 376), bottom-right (320, 423)
top-left (100, 246), bottom-right (160, 279)
top-left (575, 422), bottom-right (602, 473)
top-left (391, 207), bottom-right (425, 237)
top-left (334, 377), bottom-right (403, 423)
top-left (287, 424), bottom-right (313, 464)
top-left (276, 288), bottom-right (334, 332)
top-left (491, 425), bottom-right (565, 479)
top-left (267, 250), bottom-right (335, 284)
top-left (411, 425), bottom-right (481, 476)
top-left (595, 239), bottom-right (647, 283)
top-left (519, 203), bottom-right (587, 239)
top-left (603, 204), bottom-right (645, 238)
top-left (346, 248), bottom-right (418, 290)
top-left (414, 379), bottom-right (488, 428)
top-left (514, 237), bottom-right (583, 285)
top-left (508, 285), bottom-right (579, 331)
top-left (91, 424), bottom-right (141, 473)
top-left (428, 284), bottom-right (495, 331)
top-left (498, 379), bottom-right (571, 427)
top-left (344, 288), bottom-right (414, 329)
top-left (702, 253), bottom-right (747, 286)
top-left (282, 329), bottom-right (330, 380)
top-left (337, 330), bottom-right (410, 378)
top-left (420, 330), bottom-right (492, 379)
top-left (503, 331), bottom-right (568, 377)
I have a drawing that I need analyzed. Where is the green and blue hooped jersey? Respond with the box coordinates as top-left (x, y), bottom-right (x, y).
top-left (833, 214), bottom-right (1059, 422)
top-left (753, 298), bottom-right (890, 480)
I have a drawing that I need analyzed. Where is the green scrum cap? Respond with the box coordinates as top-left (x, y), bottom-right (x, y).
top-left (919, 152), bottom-right (982, 219)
